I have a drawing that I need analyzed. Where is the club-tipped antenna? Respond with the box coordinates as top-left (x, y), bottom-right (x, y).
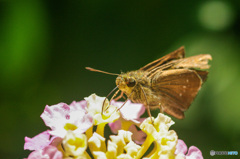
top-left (86, 67), bottom-right (119, 76)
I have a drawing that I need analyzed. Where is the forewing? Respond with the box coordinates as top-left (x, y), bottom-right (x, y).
top-left (139, 46), bottom-right (185, 72)
top-left (172, 54), bottom-right (212, 70)
top-left (152, 69), bottom-right (205, 119)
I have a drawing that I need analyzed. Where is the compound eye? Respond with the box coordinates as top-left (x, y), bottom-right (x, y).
top-left (126, 78), bottom-right (136, 87)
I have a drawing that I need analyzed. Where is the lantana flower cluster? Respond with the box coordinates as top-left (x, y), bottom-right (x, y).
top-left (24, 94), bottom-right (203, 159)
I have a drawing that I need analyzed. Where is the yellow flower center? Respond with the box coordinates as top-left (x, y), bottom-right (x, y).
top-left (68, 137), bottom-right (84, 150)
top-left (161, 137), bottom-right (168, 145)
top-left (64, 123), bottom-right (77, 131)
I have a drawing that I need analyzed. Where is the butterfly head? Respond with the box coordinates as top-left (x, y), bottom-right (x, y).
top-left (116, 74), bottom-right (137, 94)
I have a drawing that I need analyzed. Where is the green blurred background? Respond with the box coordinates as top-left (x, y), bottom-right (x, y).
top-left (0, 0), bottom-right (240, 158)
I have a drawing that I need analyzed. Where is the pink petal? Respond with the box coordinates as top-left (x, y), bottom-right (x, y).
top-left (109, 100), bottom-right (146, 144)
top-left (50, 137), bottom-right (63, 147)
top-left (41, 101), bottom-right (93, 138)
top-left (131, 117), bottom-right (146, 125)
top-left (109, 120), bottom-right (121, 134)
top-left (111, 100), bottom-right (145, 120)
top-left (186, 146), bottom-right (203, 159)
top-left (27, 150), bottom-right (48, 159)
top-left (76, 113), bottom-right (93, 133)
top-left (27, 145), bottom-right (62, 159)
top-left (109, 121), bottom-right (147, 144)
top-left (129, 124), bottom-right (146, 144)
top-left (40, 103), bottom-right (70, 129)
top-left (24, 131), bottom-right (51, 151)
top-left (49, 113), bottom-right (93, 138)
top-left (175, 139), bottom-right (188, 155)
top-left (69, 100), bottom-right (87, 111)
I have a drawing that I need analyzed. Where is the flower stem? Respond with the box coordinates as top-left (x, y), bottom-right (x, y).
top-left (96, 123), bottom-right (107, 152)
top-left (144, 142), bottom-right (158, 158)
top-left (86, 126), bottom-right (93, 139)
top-left (136, 135), bottom-right (154, 158)
top-left (96, 123), bottom-right (106, 137)
top-left (84, 151), bottom-right (92, 159)
top-left (121, 120), bottom-right (132, 131)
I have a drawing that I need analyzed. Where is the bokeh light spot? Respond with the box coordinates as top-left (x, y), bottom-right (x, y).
top-left (198, 1), bottom-right (235, 31)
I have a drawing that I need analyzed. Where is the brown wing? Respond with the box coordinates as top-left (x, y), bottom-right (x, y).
top-left (152, 69), bottom-right (207, 119)
top-left (139, 46), bottom-right (185, 72)
top-left (172, 54), bottom-right (212, 70)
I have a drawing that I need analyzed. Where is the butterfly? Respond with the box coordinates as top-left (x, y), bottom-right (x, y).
top-left (86, 46), bottom-right (212, 119)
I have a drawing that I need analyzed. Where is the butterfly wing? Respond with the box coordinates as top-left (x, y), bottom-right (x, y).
top-left (172, 54), bottom-right (212, 70)
top-left (139, 46), bottom-right (185, 72)
top-left (152, 69), bottom-right (208, 119)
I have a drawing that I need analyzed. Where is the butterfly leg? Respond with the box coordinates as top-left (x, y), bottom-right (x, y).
top-left (104, 89), bottom-right (120, 114)
top-left (114, 91), bottom-right (125, 101)
top-left (140, 85), bottom-right (154, 124)
top-left (102, 86), bottom-right (119, 115)
top-left (158, 103), bottom-right (164, 113)
top-left (146, 105), bottom-right (154, 124)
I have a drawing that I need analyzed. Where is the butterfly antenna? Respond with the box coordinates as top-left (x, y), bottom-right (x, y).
top-left (86, 67), bottom-right (119, 76)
